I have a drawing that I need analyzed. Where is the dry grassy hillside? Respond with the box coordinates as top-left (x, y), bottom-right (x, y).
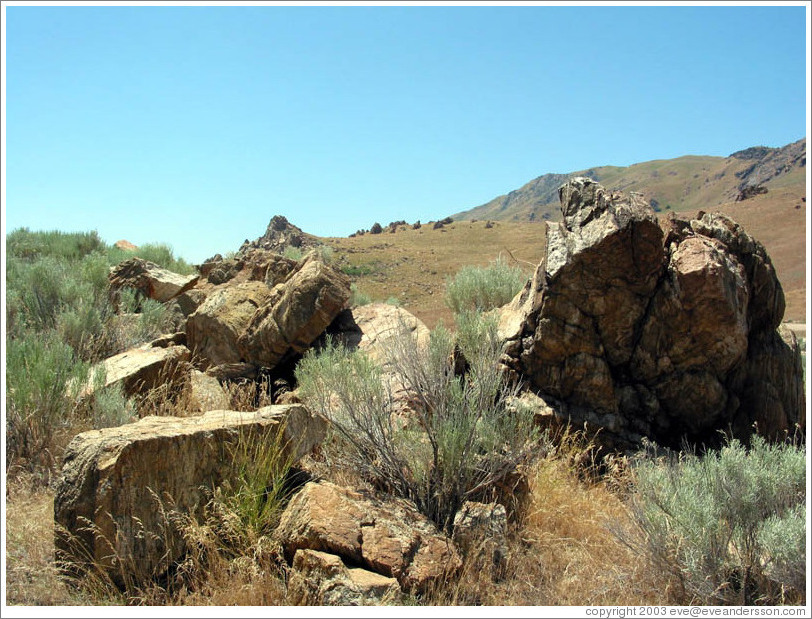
top-left (452, 139), bottom-right (805, 225)
top-left (324, 184), bottom-right (806, 330)
top-left (324, 220), bottom-right (547, 329)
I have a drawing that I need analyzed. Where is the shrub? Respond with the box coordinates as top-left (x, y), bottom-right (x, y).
top-left (342, 263), bottom-right (377, 277)
top-left (349, 284), bottom-right (372, 307)
top-left (296, 312), bottom-right (538, 533)
top-left (7, 228), bottom-right (105, 262)
top-left (282, 246), bottom-right (303, 261)
top-left (315, 244), bottom-right (334, 263)
top-left (5, 332), bottom-right (89, 468)
top-left (627, 437), bottom-right (806, 605)
top-left (445, 257), bottom-right (527, 315)
top-left (370, 222), bottom-right (383, 234)
top-left (131, 243), bottom-right (196, 275)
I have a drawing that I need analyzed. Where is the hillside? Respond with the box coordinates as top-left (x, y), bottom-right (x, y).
top-left (322, 185), bottom-right (806, 329)
top-left (451, 138), bottom-right (806, 223)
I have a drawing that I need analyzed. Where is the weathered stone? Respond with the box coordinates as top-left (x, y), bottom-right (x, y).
top-left (204, 362), bottom-right (258, 382)
top-left (54, 405), bottom-right (326, 586)
top-left (109, 258), bottom-right (198, 305)
top-left (201, 249), bottom-right (298, 287)
top-left (288, 549), bottom-right (402, 605)
top-left (82, 342), bottom-right (191, 398)
top-left (188, 369), bottom-right (231, 412)
top-left (238, 259), bottom-right (351, 368)
top-left (500, 177), bottom-right (804, 450)
top-left (186, 282), bottom-right (275, 368)
top-left (238, 215), bottom-right (322, 256)
top-left (275, 481), bottom-right (461, 593)
top-left (322, 304), bottom-right (430, 414)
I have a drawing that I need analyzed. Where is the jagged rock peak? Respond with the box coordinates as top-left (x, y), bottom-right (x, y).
top-left (238, 215), bottom-right (321, 255)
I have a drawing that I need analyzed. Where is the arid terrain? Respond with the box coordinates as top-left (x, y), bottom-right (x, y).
top-left (325, 184), bottom-right (806, 330)
top-left (5, 140), bottom-right (807, 609)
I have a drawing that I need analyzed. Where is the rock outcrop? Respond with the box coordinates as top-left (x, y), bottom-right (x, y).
top-left (237, 259), bottom-right (351, 368)
top-left (186, 258), bottom-right (350, 372)
top-left (288, 549), bottom-right (402, 605)
top-left (82, 340), bottom-right (191, 398)
top-left (238, 215), bottom-right (322, 255)
top-left (186, 282), bottom-right (276, 368)
top-left (500, 177), bottom-right (804, 450)
top-left (275, 481), bottom-right (461, 593)
top-left (54, 405), bottom-right (326, 586)
top-left (109, 258), bottom-right (198, 306)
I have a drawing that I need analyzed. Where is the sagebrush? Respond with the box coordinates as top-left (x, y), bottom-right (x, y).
top-left (296, 311), bottom-right (539, 533)
top-left (626, 437), bottom-right (806, 605)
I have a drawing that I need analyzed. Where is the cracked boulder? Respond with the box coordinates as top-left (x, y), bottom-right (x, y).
top-left (500, 177), bottom-right (804, 449)
top-left (55, 405), bottom-right (327, 587)
top-left (186, 282), bottom-right (275, 368)
top-left (237, 258), bottom-right (351, 368)
top-left (109, 258), bottom-right (199, 307)
top-left (274, 481), bottom-right (461, 593)
top-left (288, 549), bottom-right (402, 605)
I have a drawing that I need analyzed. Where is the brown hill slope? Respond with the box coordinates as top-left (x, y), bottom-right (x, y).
top-left (452, 138), bottom-right (806, 223)
top-left (323, 187), bottom-right (805, 329)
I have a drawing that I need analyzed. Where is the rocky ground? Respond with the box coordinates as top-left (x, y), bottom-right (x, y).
top-left (5, 173), bottom-right (807, 608)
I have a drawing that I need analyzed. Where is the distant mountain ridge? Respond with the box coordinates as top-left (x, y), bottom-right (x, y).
top-left (451, 138), bottom-right (806, 223)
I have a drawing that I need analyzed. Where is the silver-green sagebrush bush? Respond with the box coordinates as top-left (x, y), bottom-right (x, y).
top-left (5, 332), bottom-right (89, 467)
top-left (5, 228), bottom-right (189, 470)
top-left (296, 311), bottom-right (539, 533)
top-left (444, 257), bottom-right (527, 315)
top-left (627, 437), bottom-right (805, 605)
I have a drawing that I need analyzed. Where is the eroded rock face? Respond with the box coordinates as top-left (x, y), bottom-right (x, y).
top-left (288, 549), bottom-right (402, 605)
top-left (275, 481), bottom-right (461, 593)
top-left (109, 258), bottom-right (198, 306)
top-left (500, 177), bottom-right (804, 449)
top-left (186, 282), bottom-right (275, 368)
top-left (82, 341), bottom-right (191, 398)
top-left (237, 259), bottom-right (351, 368)
top-left (54, 405), bottom-right (326, 586)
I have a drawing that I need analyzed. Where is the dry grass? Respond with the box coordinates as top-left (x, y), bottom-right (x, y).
top-left (324, 219), bottom-right (546, 329)
top-left (323, 189), bottom-right (804, 329)
top-left (423, 433), bottom-right (668, 606)
top-left (4, 476), bottom-right (97, 606)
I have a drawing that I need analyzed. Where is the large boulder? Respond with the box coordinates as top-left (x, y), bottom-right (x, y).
top-left (186, 282), bottom-right (275, 368)
top-left (109, 258), bottom-right (198, 306)
top-left (237, 259), bottom-right (351, 368)
top-left (500, 177), bottom-right (804, 449)
top-left (82, 340), bottom-right (191, 398)
top-left (322, 304), bottom-right (431, 412)
top-left (54, 405), bottom-right (326, 586)
top-left (275, 481), bottom-right (461, 593)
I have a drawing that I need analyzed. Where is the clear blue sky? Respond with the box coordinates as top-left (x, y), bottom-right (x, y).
top-left (3, 2), bottom-right (808, 264)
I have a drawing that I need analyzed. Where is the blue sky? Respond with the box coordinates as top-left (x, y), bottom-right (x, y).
top-left (3, 2), bottom-right (808, 264)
